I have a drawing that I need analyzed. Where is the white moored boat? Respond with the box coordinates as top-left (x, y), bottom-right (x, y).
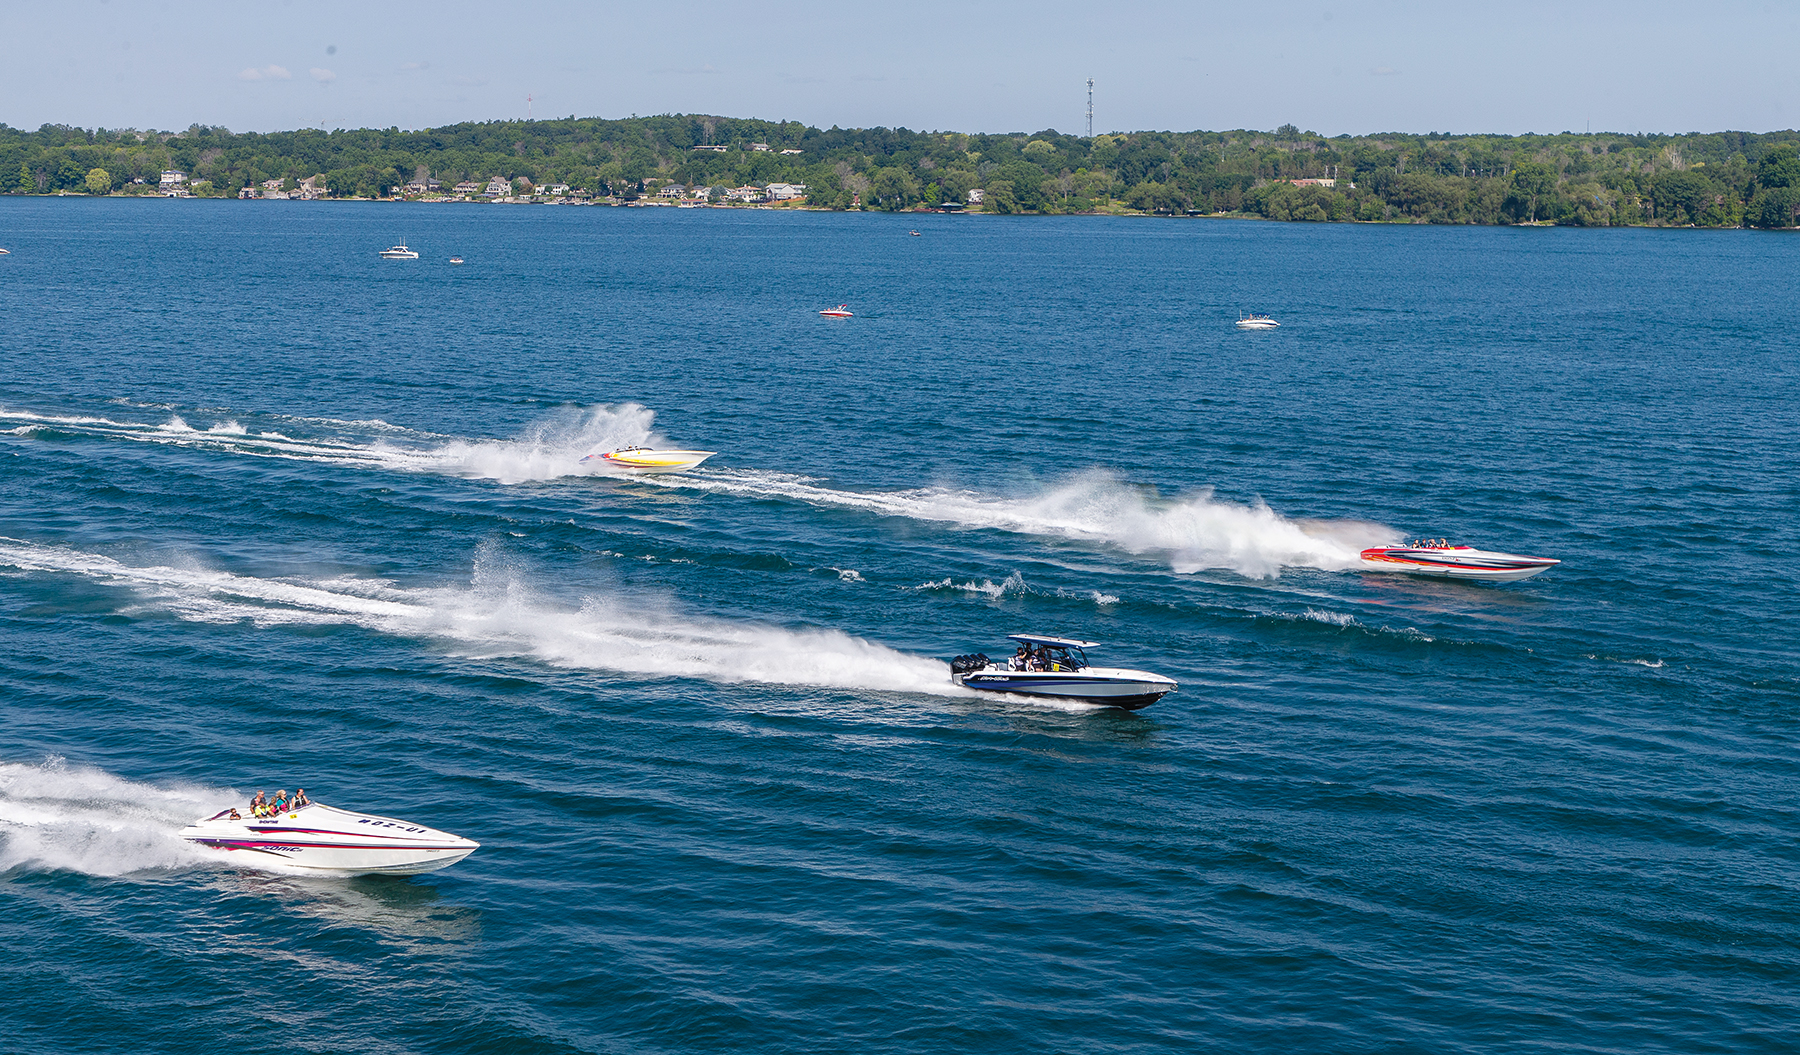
top-left (1360, 539), bottom-right (1560, 582)
top-left (949, 634), bottom-right (1177, 710)
top-left (580, 445), bottom-right (717, 474)
top-left (1235, 313), bottom-right (1279, 330)
top-left (181, 801), bottom-right (479, 876)
top-left (819, 304), bottom-right (853, 318)
top-left (379, 242), bottom-right (420, 259)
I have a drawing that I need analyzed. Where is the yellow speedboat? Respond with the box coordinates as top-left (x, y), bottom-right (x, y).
top-left (581, 446), bottom-right (717, 474)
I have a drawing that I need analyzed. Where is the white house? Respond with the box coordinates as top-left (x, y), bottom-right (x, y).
top-left (764, 182), bottom-right (806, 201)
top-left (159, 170), bottom-right (187, 188)
top-left (967, 188), bottom-right (985, 204)
top-left (484, 178), bottom-right (510, 197)
top-left (692, 144), bottom-right (729, 152)
top-left (750, 143), bottom-right (771, 152)
top-left (779, 148), bottom-right (803, 155)
top-left (725, 185), bottom-right (765, 202)
top-left (262, 178), bottom-right (285, 191)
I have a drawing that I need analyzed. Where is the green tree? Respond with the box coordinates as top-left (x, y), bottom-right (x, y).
top-left (1651, 169), bottom-right (1716, 224)
top-left (1508, 161), bottom-right (1556, 222)
top-left (1757, 145), bottom-right (1800, 189)
top-left (85, 167), bottom-right (111, 194)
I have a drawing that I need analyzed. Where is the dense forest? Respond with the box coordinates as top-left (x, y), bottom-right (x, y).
top-left (4, 115), bottom-right (1800, 227)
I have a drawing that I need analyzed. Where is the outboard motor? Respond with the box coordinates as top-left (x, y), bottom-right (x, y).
top-left (948, 653), bottom-right (990, 677)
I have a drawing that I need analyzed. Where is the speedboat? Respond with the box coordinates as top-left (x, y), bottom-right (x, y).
top-left (580, 445), bottom-right (717, 474)
top-left (180, 800), bottom-right (479, 876)
top-left (449, 256), bottom-right (465, 265)
top-left (1360, 539), bottom-right (1560, 582)
top-left (949, 634), bottom-right (1177, 710)
top-left (379, 242), bottom-right (419, 259)
top-left (820, 304), bottom-right (853, 318)
top-left (1235, 313), bottom-right (1279, 330)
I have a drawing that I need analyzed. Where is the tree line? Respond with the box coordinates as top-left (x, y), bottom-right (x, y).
top-left (3, 116), bottom-right (1798, 227)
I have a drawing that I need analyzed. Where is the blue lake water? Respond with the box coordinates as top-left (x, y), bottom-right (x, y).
top-left (2, 198), bottom-right (1797, 1053)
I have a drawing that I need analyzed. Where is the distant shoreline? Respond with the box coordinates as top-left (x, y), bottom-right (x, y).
top-left (5, 116), bottom-right (1798, 228)
top-left (7, 192), bottom-right (1795, 231)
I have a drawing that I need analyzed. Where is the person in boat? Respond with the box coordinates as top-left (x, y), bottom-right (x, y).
top-left (228, 808), bottom-right (242, 821)
top-left (1030, 647), bottom-right (1050, 672)
top-left (1011, 644), bottom-right (1031, 671)
top-left (250, 791), bottom-right (269, 818)
top-left (272, 790), bottom-right (290, 814)
top-left (292, 788), bottom-right (310, 809)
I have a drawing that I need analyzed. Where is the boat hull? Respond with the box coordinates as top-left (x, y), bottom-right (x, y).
top-left (957, 667), bottom-right (1176, 710)
top-left (1359, 547), bottom-right (1559, 582)
top-left (180, 803), bottom-right (479, 876)
top-left (581, 449), bottom-right (717, 474)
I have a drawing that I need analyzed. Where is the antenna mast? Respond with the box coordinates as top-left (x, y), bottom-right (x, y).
top-left (1086, 79), bottom-right (1094, 138)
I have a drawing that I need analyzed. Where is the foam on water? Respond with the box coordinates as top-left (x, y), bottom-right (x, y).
top-left (0, 757), bottom-right (227, 876)
top-left (0, 402), bottom-right (666, 485)
top-left (665, 469), bottom-right (1396, 577)
top-left (0, 538), bottom-right (964, 697)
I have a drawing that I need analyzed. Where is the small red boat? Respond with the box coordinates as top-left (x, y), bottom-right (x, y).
top-left (819, 304), bottom-right (853, 318)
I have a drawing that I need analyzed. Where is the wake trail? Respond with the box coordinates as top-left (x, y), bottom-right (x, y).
top-left (0, 538), bottom-right (964, 697)
top-left (655, 468), bottom-right (1397, 578)
top-left (0, 757), bottom-right (231, 876)
top-left (0, 403), bottom-right (664, 485)
top-left (4, 402), bottom-right (1396, 576)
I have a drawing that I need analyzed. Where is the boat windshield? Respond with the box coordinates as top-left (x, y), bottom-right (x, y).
top-left (1043, 646), bottom-right (1087, 671)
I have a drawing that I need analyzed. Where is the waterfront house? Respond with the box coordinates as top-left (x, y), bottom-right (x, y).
top-left (750, 143), bottom-right (771, 152)
top-left (484, 178), bottom-right (509, 197)
top-left (159, 171), bottom-right (187, 194)
top-left (453, 181), bottom-right (481, 195)
top-left (262, 178), bottom-right (285, 191)
top-left (967, 188), bottom-right (984, 204)
top-left (724, 185), bottom-right (765, 202)
top-left (765, 182), bottom-right (806, 201)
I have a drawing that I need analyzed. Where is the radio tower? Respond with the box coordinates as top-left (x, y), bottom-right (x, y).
top-left (1086, 79), bottom-right (1094, 138)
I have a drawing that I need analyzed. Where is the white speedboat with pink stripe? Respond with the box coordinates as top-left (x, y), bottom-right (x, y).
top-left (1360, 539), bottom-right (1560, 582)
top-left (181, 801), bottom-right (479, 875)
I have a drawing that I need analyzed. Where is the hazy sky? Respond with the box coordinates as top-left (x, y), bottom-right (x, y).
top-left (6, 0), bottom-right (1798, 136)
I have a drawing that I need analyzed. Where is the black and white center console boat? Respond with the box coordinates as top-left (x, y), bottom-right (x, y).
top-left (949, 634), bottom-right (1177, 710)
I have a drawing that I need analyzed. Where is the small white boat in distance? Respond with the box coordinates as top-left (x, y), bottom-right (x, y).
top-left (449, 256), bottom-right (465, 265)
top-left (0, 248), bottom-right (11, 255)
top-left (1360, 539), bottom-right (1560, 582)
top-left (949, 634), bottom-right (1177, 710)
top-left (581, 446), bottom-right (717, 474)
top-left (820, 304), bottom-right (853, 318)
top-left (379, 242), bottom-right (420, 259)
top-left (1235, 313), bottom-right (1279, 330)
top-left (180, 801), bottom-right (478, 876)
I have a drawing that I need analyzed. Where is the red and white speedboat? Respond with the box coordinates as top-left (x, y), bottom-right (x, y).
top-left (819, 304), bottom-right (853, 318)
top-left (181, 801), bottom-right (479, 876)
top-left (1360, 540), bottom-right (1560, 582)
